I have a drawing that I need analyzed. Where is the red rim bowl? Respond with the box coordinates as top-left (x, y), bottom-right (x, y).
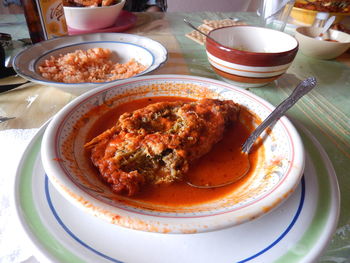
top-left (206, 26), bottom-right (299, 87)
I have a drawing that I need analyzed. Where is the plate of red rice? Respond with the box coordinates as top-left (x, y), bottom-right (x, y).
top-left (13, 33), bottom-right (168, 95)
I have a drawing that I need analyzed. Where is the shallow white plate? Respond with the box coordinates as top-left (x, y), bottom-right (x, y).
top-left (13, 33), bottom-right (168, 95)
top-left (14, 122), bottom-right (339, 262)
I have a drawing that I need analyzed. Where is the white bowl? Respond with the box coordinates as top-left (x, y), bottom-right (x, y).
top-left (13, 33), bottom-right (168, 95)
top-left (295, 26), bottom-right (350, 60)
top-left (41, 74), bottom-right (305, 234)
top-left (63, 0), bottom-right (125, 30)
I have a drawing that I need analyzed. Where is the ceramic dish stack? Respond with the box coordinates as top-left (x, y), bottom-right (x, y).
top-left (14, 75), bottom-right (340, 262)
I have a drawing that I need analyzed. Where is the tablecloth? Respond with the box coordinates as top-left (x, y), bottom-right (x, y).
top-left (0, 128), bottom-right (39, 263)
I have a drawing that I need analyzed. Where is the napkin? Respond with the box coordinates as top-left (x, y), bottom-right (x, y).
top-left (0, 128), bottom-right (40, 263)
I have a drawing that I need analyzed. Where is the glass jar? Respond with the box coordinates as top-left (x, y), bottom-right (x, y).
top-left (312, 12), bottom-right (330, 28)
top-left (21, 0), bottom-right (68, 44)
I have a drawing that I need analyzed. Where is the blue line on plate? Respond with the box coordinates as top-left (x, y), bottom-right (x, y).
top-left (45, 175), bottom-right (305, 263)
top-left (238, 176), bottom-right (305, 262)
top-left (45, 176), bottom-right (123, 263)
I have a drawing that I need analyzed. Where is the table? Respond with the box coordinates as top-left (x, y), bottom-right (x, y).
top-left (0, 11), bottom-right (349, 262)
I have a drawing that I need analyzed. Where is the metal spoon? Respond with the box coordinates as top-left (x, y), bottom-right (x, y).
top-left (183, 18), bottom-right (222, 45)
top-left (0, 116), bottom-right (15, 123)
top-left (315, 15), bottom-right (335, 40)
top-left (187, 77), bottom-right (317, 189)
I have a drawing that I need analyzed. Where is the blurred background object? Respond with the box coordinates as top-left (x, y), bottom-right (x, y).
top-left (294, 0), bottom-right (350, 13)
top-left (295, 26), bottom-right (350, 59)
top-left (258, 0), bottom-right (296, 31)
top-left (0, 33), bottom-right (14, 73)
top-left (331, 21), bottom-right (350, 32)
top-left (291, 0), bottom-right (350, 25)
top-left (0, 32), bottom-right (12, 48)
top-left (0, 0), bottom-right (22, 13)
top-left (167, 0), bottom-right (253, 12)
top-left (63, 0), bottom-right (125, 31)
top-left (312, 11), bottom-right (330, 27)
top-left (9, 0), bottom-right (68, 44)
top-left (123, 0), bottom-right (167, 12)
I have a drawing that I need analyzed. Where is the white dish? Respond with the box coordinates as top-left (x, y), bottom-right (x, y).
top-left (40, 74), bottom-right (304, 233)
top-left (63, 0), bottom-right (125, 31)
top-left (14, 122), bottom-right (340, 262)
top-left (13, 33), bottom-right (168, 95)
top-left (295, 27), bottom-right (350, 60)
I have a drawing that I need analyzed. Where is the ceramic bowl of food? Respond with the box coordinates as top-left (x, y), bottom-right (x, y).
top-left (13, 32), bottom-right (168, 95)
top-left (290, 4), bottom-right (349, 26)
top-left (205, 26), bottom-right (299, 88)
top-left (63, 0), bottom-right (125, 30)
top-left (41, 74), bottom-right (305, 234)
top-left (295, 26), bottom-right (350, 59)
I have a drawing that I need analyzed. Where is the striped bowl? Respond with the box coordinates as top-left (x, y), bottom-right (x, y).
top-left (206, 26), bottom-right (299, 87)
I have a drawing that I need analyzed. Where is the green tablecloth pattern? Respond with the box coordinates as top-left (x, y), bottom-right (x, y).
top-left (166, 12), bottom-right (350, 262)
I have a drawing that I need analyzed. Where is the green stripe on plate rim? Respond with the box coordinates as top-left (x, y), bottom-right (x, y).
top-left (275, 127), bottom-right (335, 262)
top-left (18, 132), bottom-right (85, 263)
top-left (17, 128), bottom-right (334, 263)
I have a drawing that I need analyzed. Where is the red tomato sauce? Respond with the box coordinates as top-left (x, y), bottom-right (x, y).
top-left (85, 96), bottom-right (261, 206)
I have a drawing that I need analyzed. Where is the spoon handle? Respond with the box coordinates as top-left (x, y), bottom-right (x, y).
top-left (242, 77), bottom-right (317, 153)
top-left (319, 15), bottom-right (336, 37)
top-left (183, 18), bottom-right (202, 35)
top-left (183, 18), bottom-right (220, 45)
top-left (0, 116), bottom-right (15, 123)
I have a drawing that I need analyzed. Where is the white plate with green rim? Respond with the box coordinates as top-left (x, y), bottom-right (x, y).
top-left (14, 122), bottom-right (339, 263)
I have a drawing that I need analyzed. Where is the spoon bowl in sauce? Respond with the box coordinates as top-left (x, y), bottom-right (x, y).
top-left (187, 77), bottom-right (317, 189)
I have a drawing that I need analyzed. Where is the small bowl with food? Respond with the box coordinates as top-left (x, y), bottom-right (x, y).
top-left (291, 0), bottom-right (350, 25)
top-left (63, 0), bottom-right (125, 31)
top-left (205, 26), bottom-right (299, 88)
top-left (295, 26), bottom-right (350, 59)
top-left (41, 74), bottom-right (305, 234)
top-left (13, 32), bottom-right (168, 95)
